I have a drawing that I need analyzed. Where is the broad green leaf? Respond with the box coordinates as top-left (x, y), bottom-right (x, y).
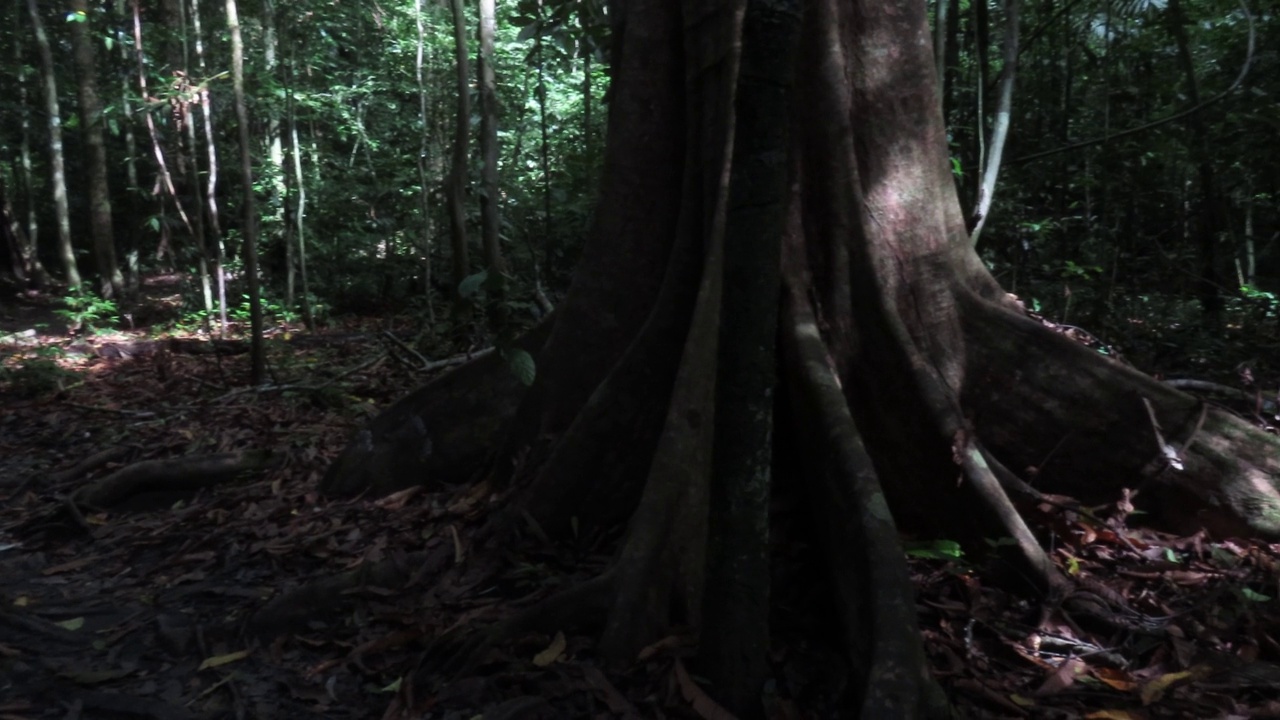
top-left (458, 271), bottom-right (488, 298)
top-left (505, 348), bottom-right (536, 386)
top-left (904, 539), bottom-right (963, 559)
top-left (1242, 587), bottom-right (1271, 602)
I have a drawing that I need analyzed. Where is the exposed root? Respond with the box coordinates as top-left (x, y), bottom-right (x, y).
top-left (72, 450), bottom-right (279, 509)
top-left (321, 319), bottom-right (552, 498)
top-left (960, 291), bottom-right (1280, 538)
top-left (405, 573), bottom-right (616, 697)
top-left (781, 290), bottom-right (951, 718)
top-left (249, 551), bottom-right (424, 637)
top-left (956, 442), bottom-right (1066, 596)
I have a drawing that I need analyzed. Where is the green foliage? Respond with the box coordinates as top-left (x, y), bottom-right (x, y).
top-left (56, 289), bottom-right (118, 335)
top-left (904, 539), bottom-right (964, 560)
top-left (174, 293), bottom-right (315, 334)
top-left (1240, 587), bottom-right (1272, 603)
top-left (1060, 260), bottom-right (1103, 281)
top-left (0, 357), bottom-right (76, 398)
top-left (1239, 284), bottom-right (1275, 302)
top-left (502, 346), bottom-right (537, 386)
top-left (458, 270), bottom-right (490, 300)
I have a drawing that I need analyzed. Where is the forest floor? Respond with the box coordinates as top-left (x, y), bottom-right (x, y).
top-left (4, 278), bottom-right (1280, 719)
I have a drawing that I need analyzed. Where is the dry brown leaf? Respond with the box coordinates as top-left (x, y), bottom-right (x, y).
top-left (1083, 710), bottom-right (1147, 719)
top-left (1091, 666), bottom-right (1137, 692)
top-left (674, 658), bottom-right (738, 720)
top-left (375, 486), bottom-right (421, 510)
top-left (637, 633), bottom-right (696, 662)
top-left (1035, 657), bottom-right (1086, 696)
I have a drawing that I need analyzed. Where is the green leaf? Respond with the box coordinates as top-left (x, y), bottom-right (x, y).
top-left (458, 271), bottom-right (488, 299)
top-left (504, 348), bottom-right (536, 386)
top-left (904, 539), bottom-right (963, 560)
top-left (1242, 587), bottom-right (1271, 603)
top-left (56, 617), bottom-right (85, 631)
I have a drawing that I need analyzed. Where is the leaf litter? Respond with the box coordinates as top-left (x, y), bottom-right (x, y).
top-left (4, 294), bottom-right (1280, 718)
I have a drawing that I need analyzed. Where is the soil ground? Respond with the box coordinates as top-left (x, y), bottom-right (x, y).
top-left (5, 277), bottom-right (1280, 719)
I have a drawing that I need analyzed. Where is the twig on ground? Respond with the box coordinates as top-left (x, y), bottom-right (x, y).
top-left (63, 402), bottom-right (157, 419)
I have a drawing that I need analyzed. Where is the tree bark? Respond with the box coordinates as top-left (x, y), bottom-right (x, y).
top-left (12, 0), bottom-right (48, 285)
top-left (446, 0), bottom-right (472, 317)
top-left (968, 0), bottom-right (1019, 244)
top-left (69, 0), bottom-right (124, 298)
top-left (477, 0), bottom-right (503, 277)
top-left (1, 172), bottom-right (32, 282)
top-left (226, 0), bottom-right (266, 383)
top-left (325, 0), bottom-right (1280, 715)
top-left (190, 0), bottom-right (229, 334)
top-left (414, 0), bottom-right (436, 324)
top-left (1166, 0), bottom-right (1224, 324)
top-left (26, 0), bottom-right (82, 286)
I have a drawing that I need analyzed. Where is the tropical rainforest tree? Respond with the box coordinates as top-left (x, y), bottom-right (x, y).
top-left (322, 0), bottom-right (1280, 716)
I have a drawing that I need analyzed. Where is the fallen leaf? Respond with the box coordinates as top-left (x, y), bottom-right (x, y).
top-left (1092, 666), bottom-right (1137, 692)
top-left (55, 617), bottom-right (85, 631)
top-left (198, 649), bottom-right (250, 670)
top-left (533, 631), bottom-right (566, 667)
top-left (674, 658), bottom-right (738, 720)
top-left (1036, 657), bottom-right (1086, 696)
top-left (1139, 666), bottom-right (1210, 705)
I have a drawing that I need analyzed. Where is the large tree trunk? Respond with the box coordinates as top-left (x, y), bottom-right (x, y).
top-left (324, 0), bottom-right (1280, 715)
top-left (69, 0), bottom-right (124, 298)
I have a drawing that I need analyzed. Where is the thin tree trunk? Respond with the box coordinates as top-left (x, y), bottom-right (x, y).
top-left (226, 0), bottom-right (267, 383)
top-left (477, 0), bottom-right (503, 276)
top-left (131, 0), bottom-right (194, 251)
top-left (26, 0), bottom-right (82, 286)
top-left (446, 0), bottom-right (472, 316)
top-left (581, 6), bottom-right (593, 175)
top-left (1, 172), bottom-right (30, 282)
top-left (263, 0), bottom-right (291, 307)
top-left (973, 0), bottom-right (990, 195)
top-left (414, 0), bottom-right (436, 323)
top-left (535, 10), bottom-right (553, 276)
top-left (166, 0), bottom-right (213, 324)
top-left (1167, 0), bottom-right (1223, 323)
top-left (190, 0), bottom-right (228, 334)
top-left (969, 0), bottom-right (1019, 244)
top-left (286, 54), bottom-right (314, 331)
top-left (944, 0), bottom-right (960, 131)
top-left (115, 13), bottom-right (141, 291)
top-left (13, 0), bottom-right (47, 285)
